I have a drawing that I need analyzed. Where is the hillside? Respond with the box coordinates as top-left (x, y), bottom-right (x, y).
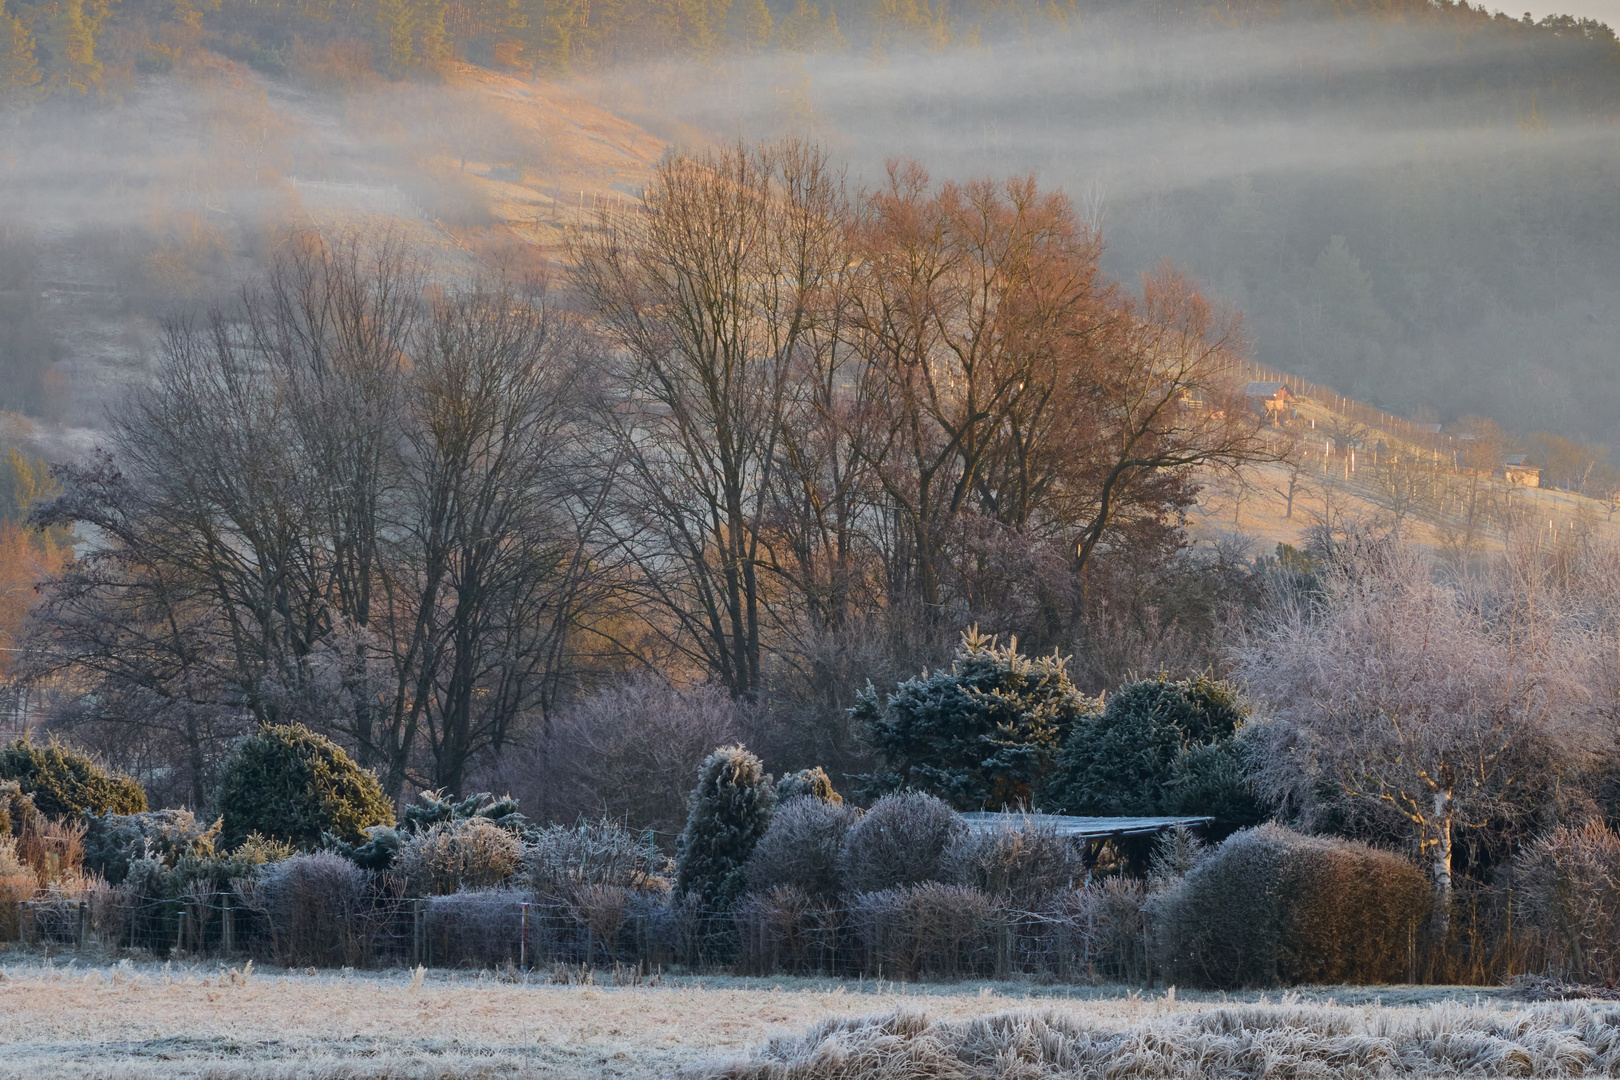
top-left (2, 61), bottom-right (670, 460)
top-left (5, 0), bottom-right (1620, 450)
top-left (1188, 368), bottom-right (1620, 562)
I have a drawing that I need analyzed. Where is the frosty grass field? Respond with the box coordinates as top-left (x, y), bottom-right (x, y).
top-left (2, 959), bottom-right (1616, 1080)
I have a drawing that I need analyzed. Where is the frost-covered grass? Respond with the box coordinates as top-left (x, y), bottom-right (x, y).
top-left (714, 1000), bottom-right (1620, 1079)
top-left (0, 958), bottom-right (1560, 1079)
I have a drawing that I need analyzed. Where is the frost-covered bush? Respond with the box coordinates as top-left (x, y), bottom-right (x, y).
top-left (9, 811), bottom-right (85, 884)
top-left (775, 767), bottom-right (841, 805)
top-left (1515, 821), bottom-right (1620, 984)
top-left (675, 745), bottom-right (775, 907)
top-left (237, 852), bottom-right (377, 967)
top-left (526, 818), bottom-right (668, 901)
top-left (424, 888), bottom-right (527, 968)
top-left (744, 796), bottom-right (855, 899)
top-left (84, 809), bottom-right (221, 885)
top-left (839, 791), bottom-right (966, 895)
top-left (394, 817), bottom-right (523, 896)
top-left (1148, 824), bottom-right (1209, 886)
top-left (734, 885), bottom-right (842, 975)
top-left (1041, 878), bottom-right (1153, 983)
top-left (0, 835), bottom-right (34, 905)
top-left (640, 887), bottom-right (705, 968)
top-left (1154, 823), bottom-right (1429, 988)
top-left (403, 789), bottom-right (528, 834)
top-left (0, 737), bottom-right (146, 818)
top-left (215, 724), bottom-right (393, 849)
top-left (850, 883), bottom-right (997, 979)
top-left (340, 791), bottom-right (526, 873)
top-left (946, 815), bottom-right (1084, 904)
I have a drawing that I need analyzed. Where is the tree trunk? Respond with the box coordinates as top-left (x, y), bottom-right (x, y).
top-left (1432, 790), bottom-right (1453, 940)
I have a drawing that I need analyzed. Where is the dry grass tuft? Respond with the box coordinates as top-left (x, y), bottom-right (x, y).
top-left (711, 1000), bottom-right (1620, 1079)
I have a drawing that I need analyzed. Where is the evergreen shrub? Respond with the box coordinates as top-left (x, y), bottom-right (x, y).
top-left (214, 724), bottom-right (393, 849)
top-left (775, 766), bottom-right (842, 805)
top-left (0, 737), bottom-right (146, 818)
top-left (675, 745), bottom-right (776, 907)
top-left (402, 789), bottom-right (528, 833)
top-left (1046, 674), bottom-right (1265, 831)
top-left (83, 808), bottom-right (221, 885)
top-left (1154, 823), bottom-right (1429, 988)
top-left (855, 630), bottom-right (1093, 809)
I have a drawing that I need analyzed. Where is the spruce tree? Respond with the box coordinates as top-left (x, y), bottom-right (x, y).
top-left (46, 0), bottom-right (100, 93)
top-left (854, 628), bottom-right (1093, 810)
top-left (377, 0), bottom-right (416, 73)
top-left (731, 0), bottom-right (772, 50)
top-left (675, 744), bottom-right (775, 907)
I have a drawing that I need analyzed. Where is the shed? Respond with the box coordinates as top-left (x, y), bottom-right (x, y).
top-left (1503, 455), bottom-right (1541, 488)
top-left (960, 811), bottom-right (1215, 870)
top-left (1243, 381), bottom-right (1294, 420)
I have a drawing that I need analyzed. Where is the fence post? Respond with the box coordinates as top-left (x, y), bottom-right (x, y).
top-left (520, 902), bottom-right (529, 971)
top-left (175, 903), bottom-right (189, 958)
top-left (77, 900), bottom-right (88, 952)
top-left (221, 893), bottom-right (234, 956)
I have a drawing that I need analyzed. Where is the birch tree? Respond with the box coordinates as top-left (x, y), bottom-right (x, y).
top-left (1239, 544), bottom-right (1596, 934)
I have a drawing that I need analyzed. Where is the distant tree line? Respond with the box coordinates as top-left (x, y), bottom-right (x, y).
top-left (2, 0), bottom-right (1616, 103)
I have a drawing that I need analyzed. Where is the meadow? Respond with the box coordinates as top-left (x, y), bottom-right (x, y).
top-left (0, 957), bottom-right (1588, 1080)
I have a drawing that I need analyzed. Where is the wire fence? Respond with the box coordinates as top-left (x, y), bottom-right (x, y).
top-left (0, 882), bottom-right (1154, 982)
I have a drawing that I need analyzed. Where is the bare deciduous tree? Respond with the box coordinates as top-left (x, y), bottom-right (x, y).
top-left (571, 140), bottom-right (840, 698)
top-left (1239, 543), bottom-right (1600, 933)
top-left (27, 232), bottom-right (608, 800)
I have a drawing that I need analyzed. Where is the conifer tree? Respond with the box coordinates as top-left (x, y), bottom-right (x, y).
top-left (416, 0), bottom-right (448, 64)
top-left (675, 744), bottom-right (775, 907)
top-left (0, 10), bottom-right (41, 98)
top-left (855, 629), bottom-right (1093, 810)
top-left (1045, 673), bottom-right (1262, 829)
top-left (731, 0), bottom-right (770, 50)
top-left (45, 0), bottom-right (101, 93)
top-left (215, 723), bottom-right (395, 849)
top-left (378, 0), bottom-right (416, 73)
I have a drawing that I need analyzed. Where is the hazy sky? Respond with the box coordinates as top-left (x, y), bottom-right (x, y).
top-left (1503, 1), bottom-right (1619, 22)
